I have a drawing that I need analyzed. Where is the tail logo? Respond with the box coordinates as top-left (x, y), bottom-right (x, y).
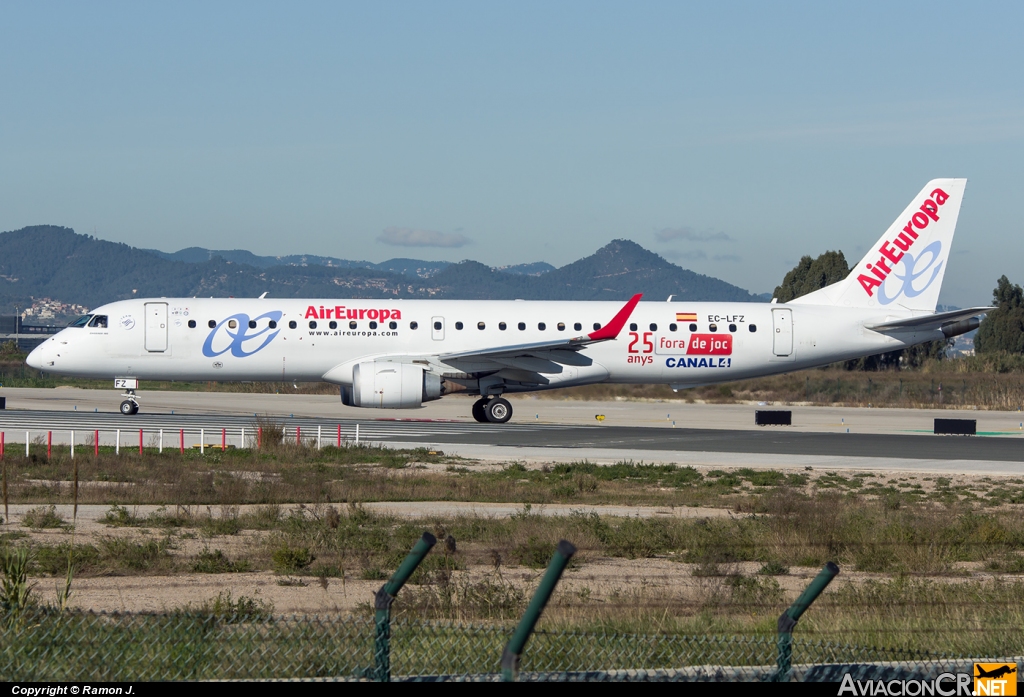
top-left (857, 188), bottom-right (950, 300)
top-left (876, 241), bottom-right (944, 306)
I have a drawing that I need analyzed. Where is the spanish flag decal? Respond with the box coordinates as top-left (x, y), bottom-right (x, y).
top-left (676, 312), bottom-right (698, 322)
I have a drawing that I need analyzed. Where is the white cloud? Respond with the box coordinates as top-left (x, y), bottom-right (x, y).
top-left (377, 227), bottom-right (471, 248)
top-left (664, 249), bottom-right (708, 262)
top-left (655, 227), bottom-right (732, 243)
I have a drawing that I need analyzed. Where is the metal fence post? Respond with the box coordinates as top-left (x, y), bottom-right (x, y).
top-left (372, 531), bottom-right (437, 682)
top-left (772, 561), bottom-right (839, 682)
top-left (501, 539), bottom-right (577, 682)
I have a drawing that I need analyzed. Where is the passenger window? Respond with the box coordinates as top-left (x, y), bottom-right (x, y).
top-left (329, 321), bottom-right (337, 329)
top-left (288, 321), bottom-right (297, 329)
top-left (669, 323), bottom-right (677, 332)
top-left (269, 320), bottom-right (277, 329)
top-left (538, 322), bottom-right (546, 331)
top-left (433, 321), bottom-right (442, 330)
top-left (518, 322), bottom-right (526, 330)
top-left (350, 321), bottom-right (357, 329)
top-left (455, 322), bottom-right (464, 330)
top-left (557, 322), bottom-right (565, 331)
top-left (729, 324), bottom-right (737, 332)
top-left (709, 324), bottom-right (717, 332)
top-left (188, 320), bottom-right (196, 329)
top-left (593, 323), bottom-right (601, 331)
top-left (499, 322), bottom-right (507, 331)
top-left (478, 322), bottom-right (485, 330)
top-left (629, 323), bottom-right (637, 331)
top-left (411, 321), bottom-right (419, 330)
top-left (249, 320), bottom-right (257, 329)
top-left (228, 320), bottom-right (237, 329)
top-left (749, 324), bottom-right (757, 332)
top-left (389, 321), bottom-right (397, 329)
top-left (88, 315), bottom-right (108, 328)
top-left (689, 323), bottom-right (697, 332)
top-left (369, 321), bottom-right (377, 329)
top-left (208, 320), bottom-right (216, 329)
top-left (309, 321), bottom-right (317, 329)
top-left (649, 323), bottom-right (657, 331)
top-left (574, 323), bottom-right (582, 331)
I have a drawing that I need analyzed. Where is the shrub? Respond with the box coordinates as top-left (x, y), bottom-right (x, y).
top-left (99, 505), bottom-right (142, 527)
top-left (22, 505), bottom-right (68, 530)
top-left (191, 549), bottom-right (251, 574)
top-left (758, 560), bottom-right (789, 576)
top-left (199, 517), bottom-right (242, 536)
top-left (271, 545), bottom-right (314, 573)
top-left (34, 544), bottom-right (101, 575)
top-left (98, 538), bottom-right (173, 573)
top-left (185, 590), bottom-right (273, 621)
top-left (0, 548), bottom-right (36, 618)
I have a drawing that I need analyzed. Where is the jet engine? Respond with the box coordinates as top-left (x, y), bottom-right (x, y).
top-left (341, 361), bottom-right (442, 408)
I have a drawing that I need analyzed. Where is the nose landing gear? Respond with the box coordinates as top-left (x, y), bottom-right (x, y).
top-left (471, 397), bottom-right (513, 423)
top-left (119, 389), bottom-right (140, 415)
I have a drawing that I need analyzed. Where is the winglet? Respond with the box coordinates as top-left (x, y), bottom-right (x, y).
top-left (587, 293), bottom-right (643, 341)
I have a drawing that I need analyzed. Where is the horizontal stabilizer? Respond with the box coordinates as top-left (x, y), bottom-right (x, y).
top-left (866, 307), bottom-right (992, 332)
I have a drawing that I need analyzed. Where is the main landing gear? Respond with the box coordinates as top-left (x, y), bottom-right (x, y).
top-left (119, 389), bottom-right (140, 416)
top-left (471, 396), bottom-right (513, 423)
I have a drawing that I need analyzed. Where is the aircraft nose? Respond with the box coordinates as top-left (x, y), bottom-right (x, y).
top-left (25, 344), bottom-right (45, 369)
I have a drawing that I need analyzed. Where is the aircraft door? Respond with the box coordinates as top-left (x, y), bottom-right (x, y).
top-left (431, 316), bottom-right (444, 341)
top-left (772, 308), bottom-right (793, 357)
top-left (145, 302), bottom-right (168, 352)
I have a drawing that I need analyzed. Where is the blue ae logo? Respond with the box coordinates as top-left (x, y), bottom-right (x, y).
top-left (202, 311), bottom-right (283, 358)
top-left (877, 241), bottom-right (944, 306)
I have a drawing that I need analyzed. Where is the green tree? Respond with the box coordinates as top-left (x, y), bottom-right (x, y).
top-left (975, 275), bottom-right (1024, 354)
top-left (772, 250), bottom-right (849, 303)
top-left (0, 340), bottom-right (19, 356)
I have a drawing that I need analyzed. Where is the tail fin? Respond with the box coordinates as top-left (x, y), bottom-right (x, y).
top-left (790, 179), bottom-right (967, 311)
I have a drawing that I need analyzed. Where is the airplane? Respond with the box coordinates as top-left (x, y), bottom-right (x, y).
top-left (975, 665), bottom-right (1016, 680)
top-left (25, 179), bottom-right (991, 423)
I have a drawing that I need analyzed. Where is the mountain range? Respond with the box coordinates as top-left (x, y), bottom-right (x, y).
top-left (141, 247), bottom-right (555, 278)
top-left (0, 225), bottom-right (763, 316)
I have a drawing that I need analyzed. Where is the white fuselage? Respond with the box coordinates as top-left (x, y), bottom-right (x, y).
top-left (26, 297), bottom-right (938, 396)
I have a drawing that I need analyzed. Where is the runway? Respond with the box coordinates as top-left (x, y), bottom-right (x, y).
top-left (1, 408), bottom-right (1022, 464)
top-left (1, 387), bottom-right (1023, 474)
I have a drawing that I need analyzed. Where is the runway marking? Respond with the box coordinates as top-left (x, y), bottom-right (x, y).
top-left (2, 410), bottom-right (1022, 462)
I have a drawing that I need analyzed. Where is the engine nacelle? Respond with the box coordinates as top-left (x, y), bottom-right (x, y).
top-left (341, 361), bottom-right (442, 408)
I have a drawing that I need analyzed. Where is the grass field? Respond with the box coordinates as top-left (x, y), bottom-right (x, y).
top-left (2, 439), bottom-right (1023, 654)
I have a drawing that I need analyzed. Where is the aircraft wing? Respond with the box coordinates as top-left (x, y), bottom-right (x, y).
top-left (866, 306), bottom-right (993, 332)
top-left (439, 293), bottom-right (642, 364)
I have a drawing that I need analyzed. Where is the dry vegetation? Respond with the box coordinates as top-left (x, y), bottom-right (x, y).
top-left (1, 436), bottom-right (1023, 654)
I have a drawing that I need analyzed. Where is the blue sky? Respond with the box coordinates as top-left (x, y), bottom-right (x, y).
top-left (2, 1), bottom-right (1023, 304)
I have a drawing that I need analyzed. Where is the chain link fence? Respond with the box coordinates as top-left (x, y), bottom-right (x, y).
top-left (0, 609), bottom-right (1015, 682)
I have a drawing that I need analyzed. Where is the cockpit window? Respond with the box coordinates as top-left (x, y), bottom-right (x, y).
top-left (88, 315), bottom-right (108, 328)
top-left (69, 315), bottom-right (92, 328)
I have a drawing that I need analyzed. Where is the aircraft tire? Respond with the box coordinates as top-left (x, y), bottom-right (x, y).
top-left (471, 399), bottom-right (488, 423)
top-left (485, 397), bottom-right (513, 424)
top-left (120, 400), bottom-right (137, 415)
